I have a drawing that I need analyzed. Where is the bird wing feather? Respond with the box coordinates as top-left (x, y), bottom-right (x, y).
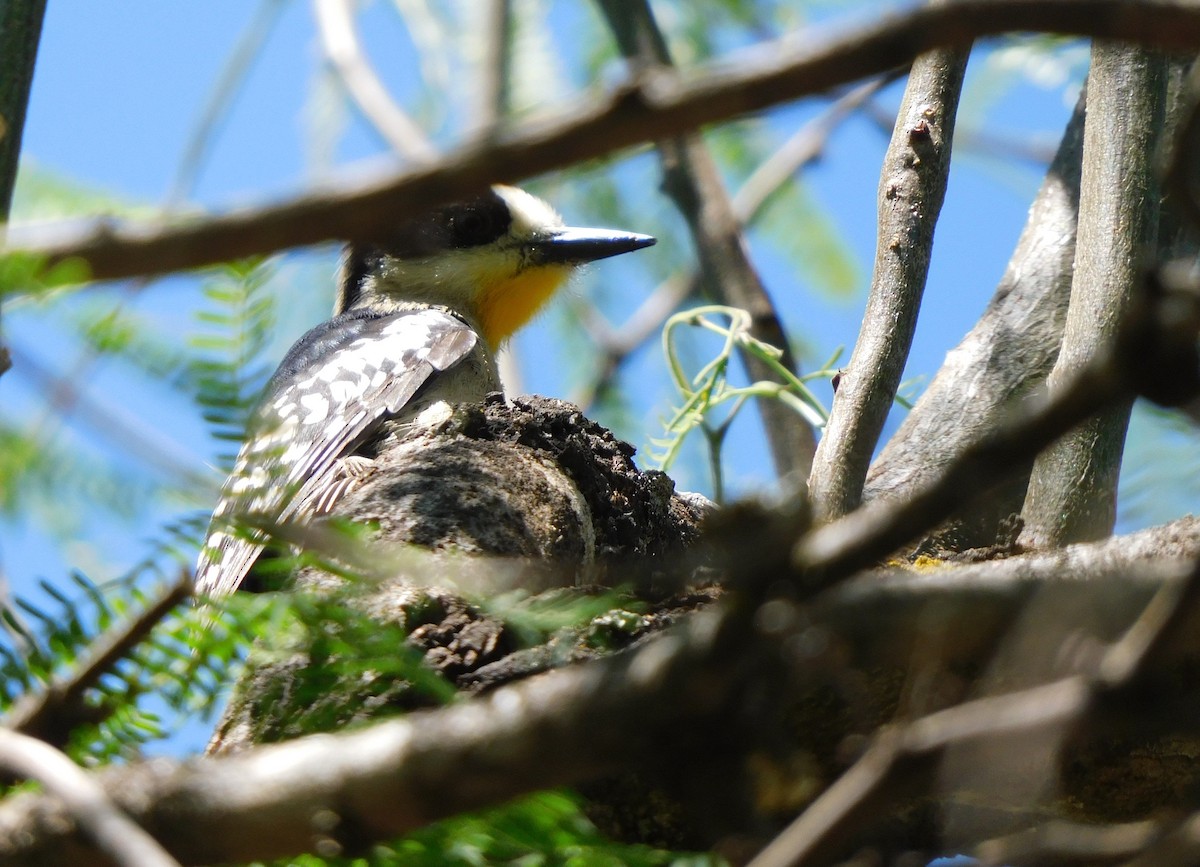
top-left (195, 308), bottom-right (479, 599)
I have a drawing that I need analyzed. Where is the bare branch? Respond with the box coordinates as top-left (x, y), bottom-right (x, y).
top-left (974, 819), bottom-right (1160, 866)
top-left (0, 0), bottom-right (46, 385)
top-left (1121, 813), bottom-right (1200, 867)
top-left (596, 0), bottom-right (817, 483)
top-left (0, 602), bottom-right (742, 866)
top-left (477, 0), bottom-right (513, 133)
top-left (731, 76), bottom-right (890, 223)
top-left (7, 341), bottom-right (215, 490)
top-left (809, 27), bottom-right (968, 521)
top-left (166, 0), bottom-right (288, 208)
top-left (574, 80), bottom-right (882, 411)
top-left (796, 265), bottom-right (1200, 589)
top-left (10, 1), bottom-right (1200, 285)
top-left (0, 728), bottom-right (180, 867)
top-left (1021, 45), bottom-right (1169, 547)
top-left (313, 0), bottom-right (437, 162)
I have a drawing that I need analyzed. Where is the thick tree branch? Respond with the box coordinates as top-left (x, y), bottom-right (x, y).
top-left (9, 1), bottom-right (1200, 285)
top-left (1021, 45), bottom-right (1169, 547)
top-left (0, 601), bottom-right (749, 866)
top-left (0, 729), bottom-right (181, 867)
top-left (863, 90), bottom-right (1086, 546)
top-left (809, 29), bottom-right (968, 521)
top-left (750, 549), bottom-right (1200, 867)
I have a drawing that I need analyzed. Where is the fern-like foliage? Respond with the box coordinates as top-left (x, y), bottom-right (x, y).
top-left (0, 567), bottom-right (270, 764)
top-left (187, 259), bottom-right (277, 471)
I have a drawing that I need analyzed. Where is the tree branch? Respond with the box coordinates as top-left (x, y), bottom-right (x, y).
top-left (313, 0), bottom-right (436, 162)
top-left (477, 0), bottom-right (513, 133)
top-left (863, 90), bottom-right (1086, 547)
top-left (809, 22), bottom-right (969, 521)
top-left (0, 0), bottom-right (46, 220)
top-left (4, 573), bottom-right (193, 746)
top-left (3, 514), bottom-right (1200, 864)
top-left (1021, 45), bottom-right (1169, 547)
top-left (594, 0), bottom-right (817, 483)
top-left (573, 79), bottom-right (884, 413)
top-left (796, 263), bottom-right (1200, 589)
top-left (0, 728), bottom-right (181, 867)
top-left (750, 548), bottom-right (1200, 867)
top-left (0, 600), bottom-right (748, 866)
top-left (9, 1), bottom-right (1200, 285)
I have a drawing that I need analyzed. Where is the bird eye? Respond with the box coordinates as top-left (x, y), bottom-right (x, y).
top-left (451, 208), bottom-right (497, 247)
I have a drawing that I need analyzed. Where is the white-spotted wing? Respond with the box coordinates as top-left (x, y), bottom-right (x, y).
top-left (195, 307), bottom-right (479, 599)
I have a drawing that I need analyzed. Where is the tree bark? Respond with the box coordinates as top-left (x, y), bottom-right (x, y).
top-left (809, 40), bottom-right (968, 520)
top-left (1021, 44), bottom-right (1168, 547)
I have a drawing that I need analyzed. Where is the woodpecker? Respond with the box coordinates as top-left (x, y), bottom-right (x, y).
top-left (195, 185), bottom-right (655, 599)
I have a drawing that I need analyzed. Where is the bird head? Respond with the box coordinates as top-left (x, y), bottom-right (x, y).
top-left (336, 185), bottom-right (656, 347)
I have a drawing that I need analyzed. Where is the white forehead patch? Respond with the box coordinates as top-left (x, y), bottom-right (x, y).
top-left (493, 185), bottom-right (563, 241)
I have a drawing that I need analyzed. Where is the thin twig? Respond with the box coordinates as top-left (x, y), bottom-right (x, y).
top-left (571, 272), bottom-right (695, 410)
top-left (596, 0), bottom-right (817, 482)
top-left (808, 24), bottom-right (969, 521)
top-left (575, 80), bottom-right (884, 411)
top-left (313, 0), bottom-right (437, 161)
top-left (5, 572), bottom-right (193, 745)
top-left (0, 727), bottom-right (181, 867)
top-left (7, 341), bottom-right (216, 491)
top-left (477, 0), bottom-right (513, 133)
top-left (11, 0), bottom-right (1200, 284)
top-left (732, 75), bottom-right (892, 223)
top-left (166, 0), bottom-right (288, 208)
